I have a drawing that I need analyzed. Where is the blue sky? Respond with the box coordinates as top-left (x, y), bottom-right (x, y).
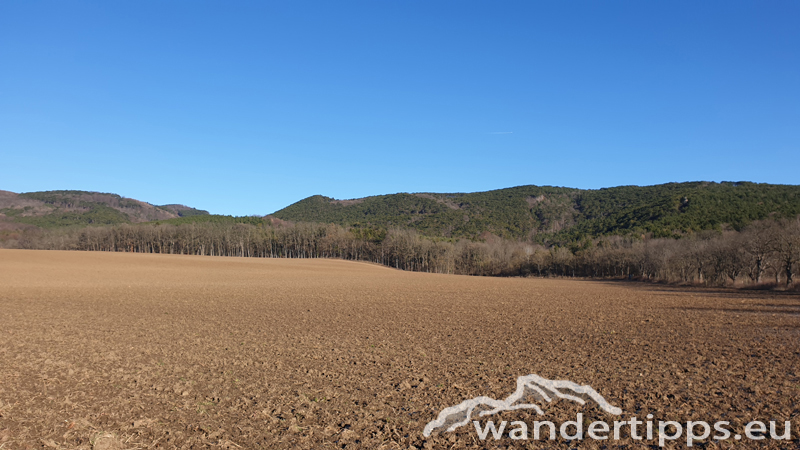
top-left (2, 1), bottom-right (798, 215)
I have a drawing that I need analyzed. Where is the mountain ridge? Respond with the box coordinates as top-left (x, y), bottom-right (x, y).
top-left (3, 182), bottom-right (800, 245)
top-left (271, 181), bottom-right (800, 243)
top-left (0, 190), bottom-right (209, 229)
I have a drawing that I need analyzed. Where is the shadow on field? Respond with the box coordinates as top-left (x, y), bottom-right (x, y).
top-left (588, 278), bottom-right (800, 300)
top-left (672, 306), bottom-right (800, 316)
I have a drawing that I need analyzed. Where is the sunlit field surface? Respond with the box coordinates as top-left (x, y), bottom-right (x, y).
top-left (0, 250), bottom-right (798, 449)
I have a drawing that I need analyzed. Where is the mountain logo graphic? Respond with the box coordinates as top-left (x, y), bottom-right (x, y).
top-left (423, 374), bottom-right (622, 437)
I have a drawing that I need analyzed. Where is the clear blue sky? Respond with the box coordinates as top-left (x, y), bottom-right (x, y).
top-left (2, 1), bottom-right (798, 215)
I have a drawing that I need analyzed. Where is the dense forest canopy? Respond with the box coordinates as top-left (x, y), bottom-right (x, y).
top-left (272, 182), bottom-right (800, 244)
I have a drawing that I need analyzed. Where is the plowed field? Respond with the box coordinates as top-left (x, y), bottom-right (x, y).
top-left (0, 250), bottom-right (798, 449)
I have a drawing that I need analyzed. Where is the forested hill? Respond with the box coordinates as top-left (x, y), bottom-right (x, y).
top-left (5, 182), bottom-right (800, 245)
top-left (272, 182), bottom-right (800, 242)
top-left (0, 190), bottom-right (208, 228)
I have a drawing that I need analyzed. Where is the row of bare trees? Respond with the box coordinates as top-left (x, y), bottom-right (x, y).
top-left (16, 217), bottom-right (800, 287)
top-left (525, 218), bottom-right (800, 287)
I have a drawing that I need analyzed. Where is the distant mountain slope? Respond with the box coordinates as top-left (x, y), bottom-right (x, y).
top-left (157, 204), bottom-right (212, 218)
top-left (272, 182), bottom-right (800, 242)
top-left (0, 190), bottom-right (208, 228)
top-left (4, 182), bottom-right (800, 245)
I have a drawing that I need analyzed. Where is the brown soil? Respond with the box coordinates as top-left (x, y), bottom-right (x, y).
top-left (0, 250), bottom-right (798, 449)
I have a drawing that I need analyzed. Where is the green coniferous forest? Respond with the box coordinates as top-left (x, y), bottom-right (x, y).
top-left (272, 182), bottom-right (800, 244)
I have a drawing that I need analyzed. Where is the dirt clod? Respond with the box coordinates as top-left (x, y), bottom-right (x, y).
top-left (92, 433), bottom-right (122, 450)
